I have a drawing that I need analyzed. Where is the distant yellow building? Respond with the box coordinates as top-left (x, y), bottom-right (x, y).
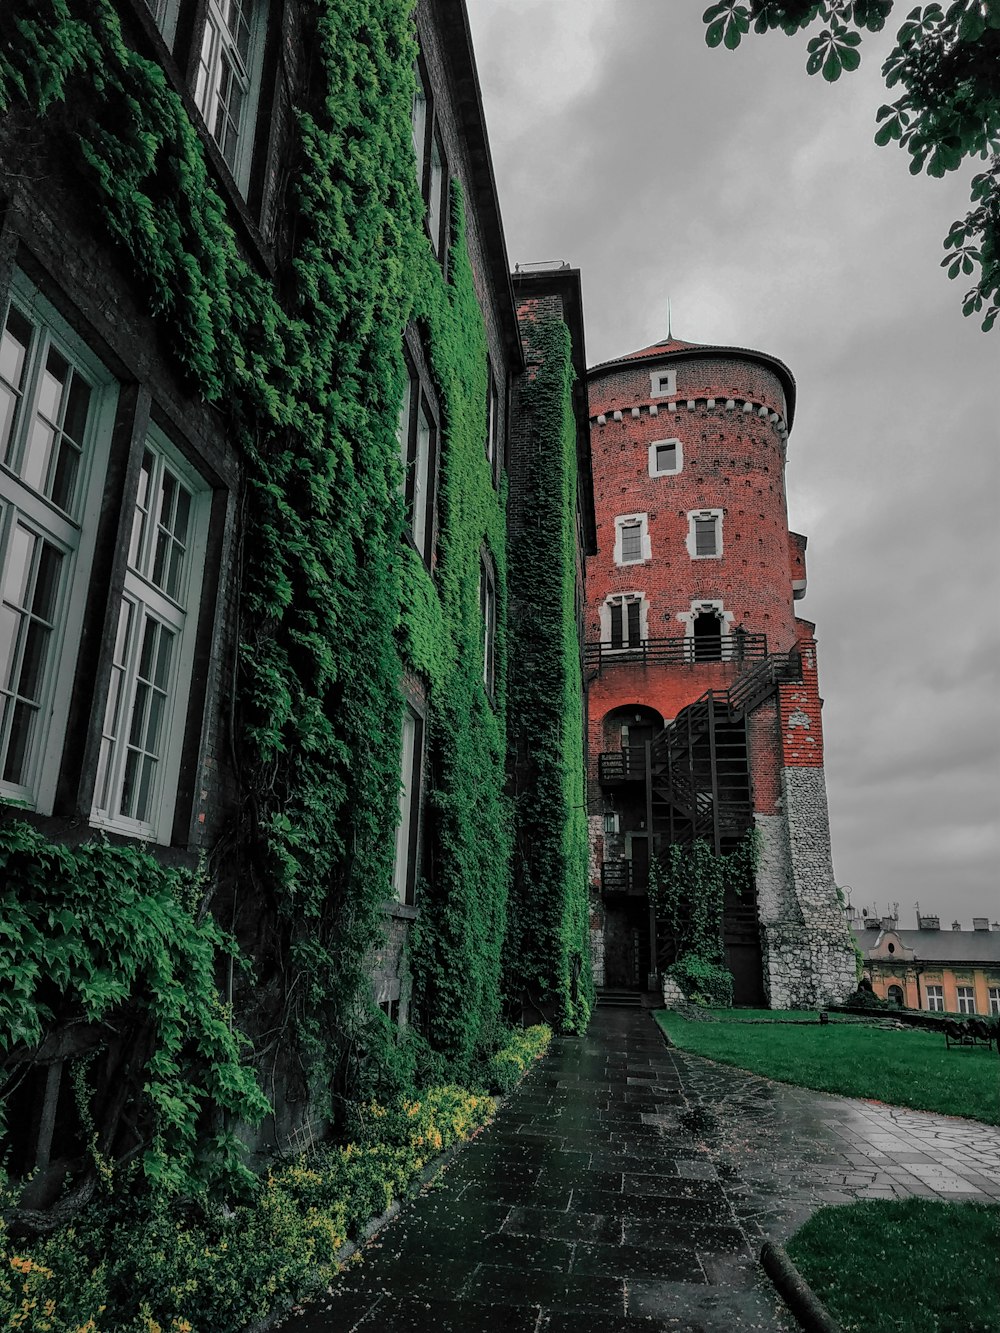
top-left (859, 914), bottom-right (1000, 1015)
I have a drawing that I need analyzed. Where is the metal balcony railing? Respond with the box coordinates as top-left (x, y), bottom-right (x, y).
top-left (601, 860), bottom-right (648, 894)
top-left (598, 747), bottom-right (649, 785)
top-left (585, 632), bottom-right (767, 674)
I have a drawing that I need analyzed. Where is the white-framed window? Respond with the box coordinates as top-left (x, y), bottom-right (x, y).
top-left (649, 438), bottom-right (682, 477)
top-left (614, 512), bottom-right (650, 566)
top-left (602, 593), bottom-right (646, 650)
top-left (90, 432), bottom-right (209, 843)
top-left (649, 369), bottom-right (676, 398)
top-left (485, 360), bottom-right (500, 486)
top-left (411, 58), bottom-right (449, 261)
top-left (391, 704), bottom-right (424, 906)
top-left (398, 344), bottom-right (437, 566)
top-left (1, 276), bottom-right (117, 811)
top-left (925, 985), bottom-right (944, 1012)
top-left (194, 0), bottom-right (265, 191)
top-left (142, 0), bottom-right (180, 45)
top-left (989, 987), bottom-right (1000, 1016)
top-left (956, 986), bottom-right (976, 1015)
top-left (687, 509), bottom-right (723, 560)
top-left (480, 551), bottom-right (497, 695)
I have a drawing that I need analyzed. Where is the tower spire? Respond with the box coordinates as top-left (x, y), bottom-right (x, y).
top-left (667, 297), bottom-right (672, 341)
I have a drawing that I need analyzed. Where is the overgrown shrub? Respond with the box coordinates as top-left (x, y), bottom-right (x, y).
top-left (0, 1027), bottom-right (549, 1332)
top-left (485, 1024), bottom-right (552, 1093)
top-left (667, 954), bottom-right (734, 1008)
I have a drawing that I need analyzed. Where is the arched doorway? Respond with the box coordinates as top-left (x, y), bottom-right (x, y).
top-left (887, 984), bottom-right (904, 1007)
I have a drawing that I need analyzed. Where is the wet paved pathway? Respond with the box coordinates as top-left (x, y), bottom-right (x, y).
top-left (282, 1008), bottom-right (1000, 1333)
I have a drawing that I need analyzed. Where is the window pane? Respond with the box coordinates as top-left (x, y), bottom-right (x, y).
top-left (412, 402), bottom-right (431, 556)
top-left (655, 443), bottom-right (676, 471)
top-left (621, 523), bottom-right (642, 561)
top-left (695, 518), bottom-right (717, 556)
top-left (626, 600), bottom-right (641, 645)
top-left (2, 699), bottom-right (36, 784)
top-left (610, 601), bottom-right (623, 648)
top-left (1, 305), bottom-right (32, 462)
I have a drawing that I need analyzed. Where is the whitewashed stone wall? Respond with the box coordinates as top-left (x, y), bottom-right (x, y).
top-left (755, 766), bottom-right (856, 1007)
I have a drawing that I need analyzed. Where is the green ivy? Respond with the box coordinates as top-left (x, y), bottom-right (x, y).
top-left (505, 315), bottom-right (593, 1031)
top-left (0, 822), bottom-right (270, 1195)
top-left (649, 831), bottom-right (761, 969)
top-left (0, 0), bottom-right (519, 1196)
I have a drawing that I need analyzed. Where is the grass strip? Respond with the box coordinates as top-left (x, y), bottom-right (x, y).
top-left (656, 1010), bottom-right (1000, 1123)
top-left (786, 1199), bottom-right (1000, 1333)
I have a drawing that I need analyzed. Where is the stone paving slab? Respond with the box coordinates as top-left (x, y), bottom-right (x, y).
top-left (279, 1007), bottom-right (1000, 1332)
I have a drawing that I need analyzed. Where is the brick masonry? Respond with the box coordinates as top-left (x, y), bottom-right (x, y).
top-left (585, 339), bottom-right (856, 1003)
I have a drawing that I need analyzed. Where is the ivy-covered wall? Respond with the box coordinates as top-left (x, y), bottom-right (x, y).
top-left (0, 0), bottom-right (519, 1206)
top-left (506, 308), bottom-right (593, 1031)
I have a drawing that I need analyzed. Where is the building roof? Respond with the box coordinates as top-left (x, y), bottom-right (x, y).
top-left (588, 336), bottom-right (797, 431)
top-left (865, 928), bottom-right (1000, 965)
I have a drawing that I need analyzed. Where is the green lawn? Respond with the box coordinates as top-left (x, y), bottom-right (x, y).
top-left (656, 1009), bottom-right (1000, 1123)
top-left (787, 1199), bottom-right (1000, 1333)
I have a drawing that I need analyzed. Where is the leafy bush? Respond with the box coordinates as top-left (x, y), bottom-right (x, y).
top-left (485, 1024), bottom-right (552, 1093)
top-left (666, 954), bottom-right (734, 1008)
top-left (0, 1026), bottom-right (551, 1332)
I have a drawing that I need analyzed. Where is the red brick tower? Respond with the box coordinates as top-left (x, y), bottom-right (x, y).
top-left (586, 336), bottom-right (856, 1006)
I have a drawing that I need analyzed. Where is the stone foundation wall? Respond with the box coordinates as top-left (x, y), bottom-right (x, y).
top-left (755, 767), bottom-right (856, 1007)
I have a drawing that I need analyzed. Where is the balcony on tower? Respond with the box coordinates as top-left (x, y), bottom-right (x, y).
top-left (585, 631), bottom-right (767, 677)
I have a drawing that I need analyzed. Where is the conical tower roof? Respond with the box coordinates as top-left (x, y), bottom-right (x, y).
top-left (589, 334), bottom-right (797, 431)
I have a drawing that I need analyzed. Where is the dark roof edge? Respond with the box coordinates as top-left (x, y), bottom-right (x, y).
top-left (512, 268), bottom-right (597, 555)
top-left (588, 343), bottom-right (797, 434)
top-left (434, 0), bottom-right (524, 371)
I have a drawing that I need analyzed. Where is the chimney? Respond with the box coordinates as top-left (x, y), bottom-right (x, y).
top-left (973, 917), bottom-right (990, 932)
top-left (952, 920), bottom-right (962, 931)
top-left (918, 914), bottom-right (940, 931)
top-left (881, 916), bottom-right (897, 931)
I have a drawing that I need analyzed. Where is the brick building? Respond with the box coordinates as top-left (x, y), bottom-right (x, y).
top-left (584, 337), bottom-right (856, 1006)
top-left (0, 0), bottom-right (594, 1206)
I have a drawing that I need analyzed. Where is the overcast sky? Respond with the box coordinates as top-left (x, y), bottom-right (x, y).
top-left (466, 0), bottom-right (999, 929)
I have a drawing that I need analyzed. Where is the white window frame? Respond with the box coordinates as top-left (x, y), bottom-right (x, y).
top-left (142, 0), bottom-right (181, 45)
top-left (956, 986), bottom-right (976, 1015)
top-left (614, 512), bottom-right (650, 567)
top-left (601, 593), bottom-right (647, 650)
top-left (480, 551), bottom-right (497, 696)
top-left (989, 987), bottom-right (1000, 1016)
top-left (411, 57), bottom-right (449, 261)
top-left (687, 508), bottom-right (724, 560)
top-left (1, 273), bottom-right (118, 812)
top-left (399, 346), bottom-right (437, 566)
top-left (925, 985), bottom-right (944, 1012)
top-left (648, 437), bottom-right (682, 477)
top-left (391, 705), bottom-right (423, 906)
top-left (485, 360), bottom-right (500, 486)
top-left (649, 369), bottom-right (676, 398)
top-left (193, 0), bottom-right (266, 192)
top-left (90, 429), bottom-right (210, 844)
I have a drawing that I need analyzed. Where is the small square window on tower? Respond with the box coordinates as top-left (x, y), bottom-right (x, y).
top-left (649, 438), bottom-right (682, 477)
top-left (649, 369), bottom-right (677, 398)
top-left (686, 509), bottom-right (723, 560)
